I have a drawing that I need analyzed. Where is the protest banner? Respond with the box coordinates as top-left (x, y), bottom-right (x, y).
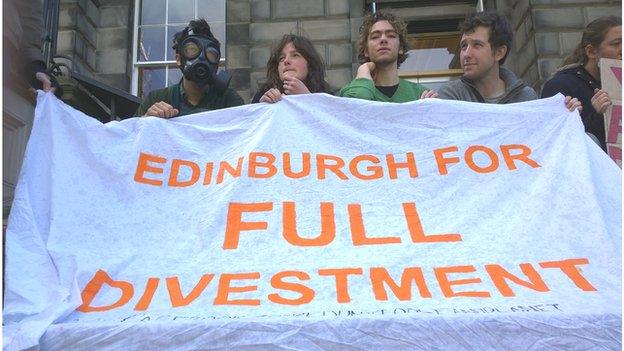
top-left (3, 92), bottom-right (621, 350)
top-left (600, 58), bottom-right (622, 167)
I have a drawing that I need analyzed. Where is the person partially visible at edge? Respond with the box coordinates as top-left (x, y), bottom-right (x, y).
top-left (4, 0), bottom-right (62, 98)
top-left (136, 19), bottom-right (244, 118)
top-left (438, 12), bottom-right (581, 112)
top-left (252, 34), bottom-right (332, 103)
top-left (339, 11), bottom-right (437, 102)
top-left (541, 16), bottom-right (622, 152)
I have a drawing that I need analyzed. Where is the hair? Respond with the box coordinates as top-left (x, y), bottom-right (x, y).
top-left (459, 11), bottom-right (513, 65)
top-left (357, 11), bottom-right (410, 67)
top-left (172, 18), bottom-right (220, 53)
top-left (562, 16), bottom-right (621, 66)
top-left (259, 34), bottom-right (331, 95)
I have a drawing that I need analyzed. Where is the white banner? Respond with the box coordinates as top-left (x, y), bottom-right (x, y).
top-left (4, 92), bottom-right (621, 350)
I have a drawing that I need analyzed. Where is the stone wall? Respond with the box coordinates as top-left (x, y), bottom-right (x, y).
top-left (56, 0), bottom-right (132, 91)
top-left (96, 0), bottom-right (133, 90)
top-left (226, 0), bottom-right (252, 102)
top-left (57, 0), bottom-right (99, 76)
top-left (509, 0), bottom-right (540, 91)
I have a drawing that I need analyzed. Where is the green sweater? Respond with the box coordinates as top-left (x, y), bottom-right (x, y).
top-left (339, 78), bottom-right (428, 103)
top-left (136, 82), bottom-right (244, 117)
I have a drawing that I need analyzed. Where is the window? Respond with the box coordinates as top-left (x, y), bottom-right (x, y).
top-left (403, 33), bottom-right (461, 72)
top-left (399, 30), bottom-right (463, 90)
top-left (131, 0), bottom-right (226, 97)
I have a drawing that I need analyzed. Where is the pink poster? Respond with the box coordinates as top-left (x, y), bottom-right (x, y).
top-left (601, 59), bottom-right (622, 167)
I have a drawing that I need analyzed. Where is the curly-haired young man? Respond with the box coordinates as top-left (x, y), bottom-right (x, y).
top-left (339, 11), bottom-right (436, 102)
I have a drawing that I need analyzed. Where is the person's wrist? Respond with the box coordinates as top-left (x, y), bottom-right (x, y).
top-left (356, 69), bottom-right (372, 80)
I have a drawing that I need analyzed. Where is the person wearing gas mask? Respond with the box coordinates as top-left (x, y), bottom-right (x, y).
top-left (136, 19), bottom-right (244, 118)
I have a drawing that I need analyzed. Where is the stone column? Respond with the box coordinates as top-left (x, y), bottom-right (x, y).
top-left (227, 0), bottom-right (252, 102)
top-left (96, 0), bottom-right (132, 90)
top-left (56, 0), bottom-right (100, 76)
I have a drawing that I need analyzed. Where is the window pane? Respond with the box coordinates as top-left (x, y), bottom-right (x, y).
top-left (168, 0), bottom-right (195, 24)
top-left (197, 0), bottom-right (225, 23)
top-left (400, 33), bottom-right (460, 72)
top-left (140, 67), bottom-right (167, 98)
top-left (166, 24), bottom-right (187, 60)
top-left (138, 26), bottom-right (166, 62)
top-left (401, 48), bottom-right (456, 71)
top-left (167, 66), bottom-right (183, 86)
top-left (141, 0), bottom-right (166, 25)
top-left (209, 22), bottom-right (225, 48)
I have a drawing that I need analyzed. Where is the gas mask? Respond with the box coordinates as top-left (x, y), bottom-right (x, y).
top-left (175, 30), bottom-right (231, 92)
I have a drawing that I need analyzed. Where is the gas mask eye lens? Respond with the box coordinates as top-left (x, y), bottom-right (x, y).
top-left (204, 47), bottom-right (220, 64)
top-left (182, 41), bottom-right (201, 59)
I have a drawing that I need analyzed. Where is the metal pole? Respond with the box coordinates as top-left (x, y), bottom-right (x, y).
top-left (110, 98), bottom-right (117, 122)
top-left (371, 0), bottom-right (377, 13)
top-left (43, 0), bottom-right (60, 68)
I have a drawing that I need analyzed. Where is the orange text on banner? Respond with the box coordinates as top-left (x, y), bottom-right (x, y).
top-left (77, 258), bottom-right (596, 312)
top-left (222, 202), bottom-right (461, 249)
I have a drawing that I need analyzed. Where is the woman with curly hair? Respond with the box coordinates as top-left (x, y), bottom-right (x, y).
top-left (252, 34), bottom-right (332, 103)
